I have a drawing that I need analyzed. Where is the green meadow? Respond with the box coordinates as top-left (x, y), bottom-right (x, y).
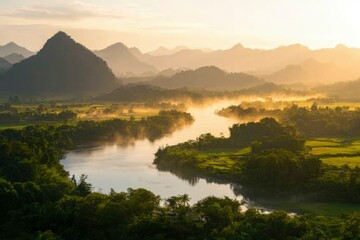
top-left (307, 138), bottom-right (360, 168)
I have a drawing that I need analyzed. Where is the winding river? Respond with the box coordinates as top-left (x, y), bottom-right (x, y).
top-left (62, 100), bottom-right (248, 204)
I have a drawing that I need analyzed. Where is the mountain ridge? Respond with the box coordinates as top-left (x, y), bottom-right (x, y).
top-left (0, 31), bottom-right (118, 95)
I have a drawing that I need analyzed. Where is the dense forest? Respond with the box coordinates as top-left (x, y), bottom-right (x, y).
top-left (0, 117), bottom-right (359, 239)
top-left (218, 102), bottom-right (360, 137)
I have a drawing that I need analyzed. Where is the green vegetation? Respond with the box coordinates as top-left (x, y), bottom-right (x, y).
top-left (305, 138), bottom-right (360, 168)
top-left (154, 118), bottom-right (360, 206)
top-left (0, 101), bottom-right (187, 129)
top-left (219, 101), bottom-right (360, 137)
top-left (3, 110), bottom-right (360, 239)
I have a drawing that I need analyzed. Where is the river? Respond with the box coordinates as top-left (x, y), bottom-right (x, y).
top-left (62, 100), bottom-right (250, 204)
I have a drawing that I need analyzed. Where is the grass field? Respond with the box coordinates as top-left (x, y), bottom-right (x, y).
top-left (306, 137), bottom-right (360, 168)
top-left (321, 156), bottom-right (360, 168)
top-left (264, 201), bottom-right (360, 216)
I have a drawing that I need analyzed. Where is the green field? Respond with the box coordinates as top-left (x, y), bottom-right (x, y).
top-left (306, 138), bottom-right (360, 168)
top-left (263, 201), bottom-right (360, 217)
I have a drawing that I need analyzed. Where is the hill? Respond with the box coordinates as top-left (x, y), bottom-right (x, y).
top-left (314, 79), bottom-right (360, 99)
top-left (0, 42), bottom-right (33, 58)
top-left (94, 84), bottom-right (202, 102)
top-left (0, 58), bottom-right (11, 73)
top-left (3, 53), bottom-right (25, 64)
top-left (94, 43), bottom-right (157, 76)
top-left (148, 66), bottom-right (264, 90)
top-left (0, 31), bottom-right (117, 95)
top-left (264, 59), bottom-right (353, 86)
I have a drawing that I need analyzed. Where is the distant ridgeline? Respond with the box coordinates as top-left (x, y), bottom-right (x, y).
top-left (0, 32), bottom-right (118, 96)
top-left (147, 66), bottom-right (265, 90)
top-left (94, 84), bottom-right (203, 102)
top-left (94, 83), bottom-right (305, 103)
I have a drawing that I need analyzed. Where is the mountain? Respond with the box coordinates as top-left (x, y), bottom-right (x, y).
top-left (234, 82), bottom-right (302, 96)
top-left (148, 66), bottom-right (265, 90)
top-left (139, 43), bottom-right (360, 83)
top-left (142, 44), bottom-right (312, 73)
top-left (263, 58), bottom-right (354, 86)
top-left (0, 31), bottom-right (117, 95)
top-left (314, 79), bottom-right (360, 99)
top-left (94, 43), bottom-right (157, 76)
top-left (3, 53), bottom-right (25, 64)
top-left (148, 46), bottom-right (189, 56)
top-left (0, 42), bottom-right (33, 58)
top-left (95, 84), bottom-right (202, 102)
top-left (0, 58), bottom-right (11, 73)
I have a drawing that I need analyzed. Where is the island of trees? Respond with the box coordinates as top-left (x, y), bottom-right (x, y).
top-left (155, 118), bottom-right (360, 203)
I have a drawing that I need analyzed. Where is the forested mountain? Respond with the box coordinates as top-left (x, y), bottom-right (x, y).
top-left (0, 57), bottom-right (11, 73)
top-left (0, 42), bottom-right (33, 58)
top-left (0, 31), bottom-right (117, 95)
top-left (148, 66), bottom-right (264, 90)
top-left (3, 53), bottom-right (25, 64)
top-left (95, 84), bottom-right (202, 102)
top-left (95, 42), bottom-right (157, 76)
top-left (314, 78), bottom-right (360, 98)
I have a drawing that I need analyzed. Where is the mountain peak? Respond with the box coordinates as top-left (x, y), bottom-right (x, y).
top-left (108, 42), bottom-right (128, 50)
top-left (335, 44), bottom-right (348, 49)
top-left (231, 43), bottom-right (245, 49)
top-left (41, 31), bottom-right (76, 52)
top-left (0, 32), bottom-right (117, 94)
top-left (4, 42), bottom-right (19, 48)
top-left (47, 31), bottom-right (73, 43)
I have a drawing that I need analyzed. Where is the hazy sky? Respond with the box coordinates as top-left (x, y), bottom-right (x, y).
top-left (0, 0), bottom-right (359, 52)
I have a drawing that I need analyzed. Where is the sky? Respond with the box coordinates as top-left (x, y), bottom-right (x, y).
top-left (0, 0), bottom-right (360, 52)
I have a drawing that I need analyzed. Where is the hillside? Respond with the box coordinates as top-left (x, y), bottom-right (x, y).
top-left (95, 84), bottom-right (202, 102)
top-left (0, 42), bottom-right (33, 58)
top-left (3, 53), bottom-right (25, 64)
top-left (0, 32), bottom-right (117, 95)
top-left (0, 58), bottom-right (11, 73)
top-left (148, 66), bottom-right (264, 90)
top-left (314, 79), bottom-right (360, 98)
top-left (264, 59), bottom-right (353, 86)
top-left (95, 43), bottom-right (157, 76)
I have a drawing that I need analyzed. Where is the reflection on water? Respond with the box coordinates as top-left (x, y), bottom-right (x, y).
top-left (62, 100), bottom-right (245, 204)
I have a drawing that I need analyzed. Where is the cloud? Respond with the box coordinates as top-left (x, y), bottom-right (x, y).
top-left (0, 1), bottom-right (122, 21)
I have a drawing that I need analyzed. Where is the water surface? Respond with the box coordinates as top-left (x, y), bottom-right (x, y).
top-left (62, 101), bottom-right (246, 204)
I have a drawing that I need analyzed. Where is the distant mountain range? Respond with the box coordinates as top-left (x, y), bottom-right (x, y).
top-left (104, 43), bottom-right (360, 86)
top-left (148, 46), bottom-right (189, 56)
top-left (147, 66), bottom-right (265, 90)
top-left (0, 31), bottom-right (118, 95)
top-left (0, 42), bottom-right (33, 58)
top-left (94, 43), bottom-right (157, 77)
